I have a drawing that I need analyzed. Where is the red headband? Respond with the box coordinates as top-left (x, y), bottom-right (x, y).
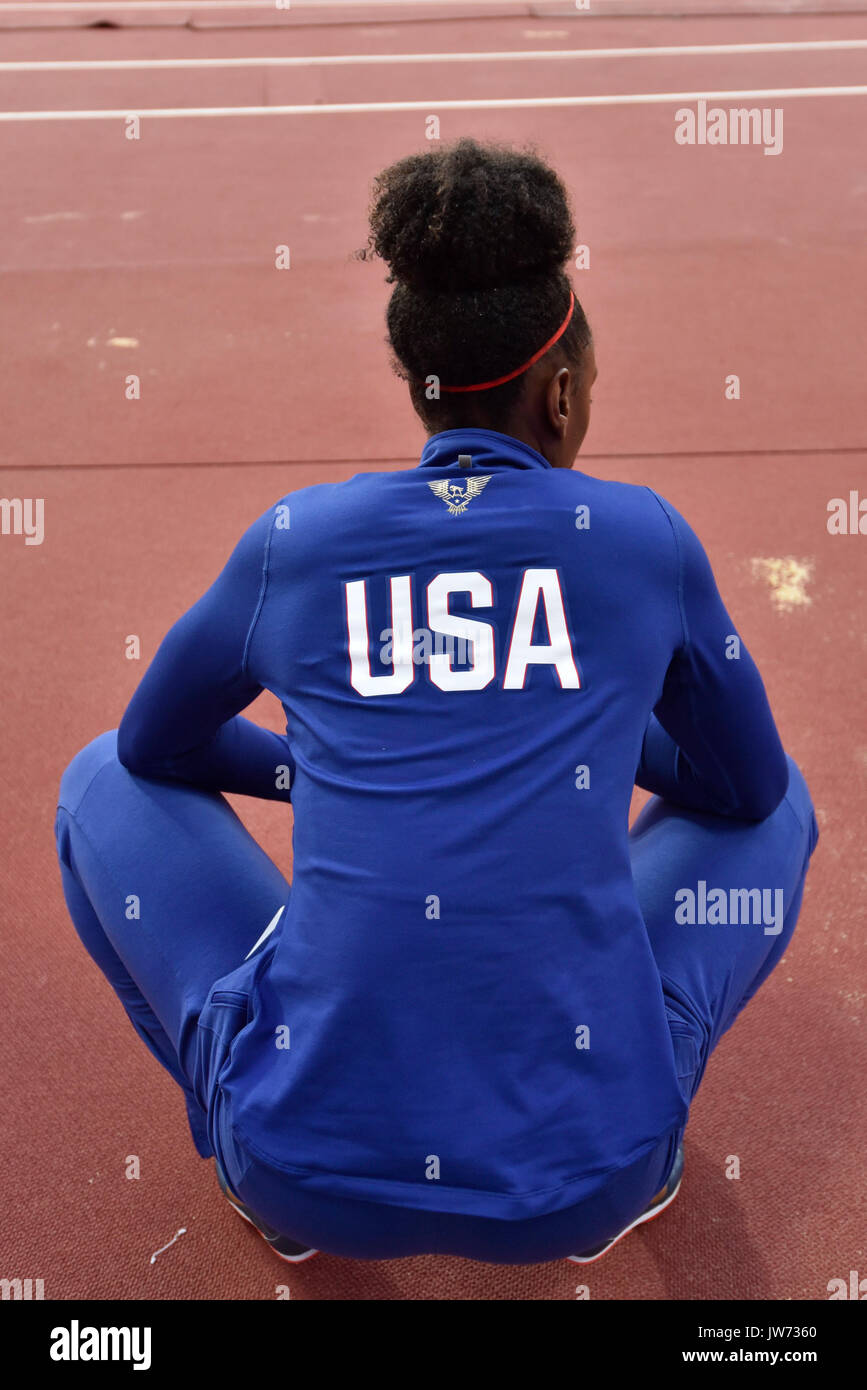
top-left (433, 290), bottom-right (575, 394)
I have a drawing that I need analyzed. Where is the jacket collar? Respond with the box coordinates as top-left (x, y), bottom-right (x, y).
top-left (418, 427), bottom-right (553, 473)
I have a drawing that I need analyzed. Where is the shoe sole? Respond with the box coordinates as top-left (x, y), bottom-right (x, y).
top-left (566, 1166), bottom-right (684, 1265)
top-left (220, 1176), bottom-right (320, 1264)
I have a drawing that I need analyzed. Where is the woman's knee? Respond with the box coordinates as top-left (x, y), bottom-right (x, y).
top-left (58, 729), bottom-right (120, 817)
top-left (782, 754), bottom-right (819, 848)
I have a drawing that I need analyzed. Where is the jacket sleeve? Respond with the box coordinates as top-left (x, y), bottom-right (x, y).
top-left (636, 491), bottom-right (789, 820)
top-left (116, 506), bottom-right (294, 801)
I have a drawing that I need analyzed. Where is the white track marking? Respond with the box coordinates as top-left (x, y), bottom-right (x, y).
top-left (149, 1227), bottom-right (186, 1265)
top-left (244, 905), bottom-right (284, 961)
top-left (0, 0), bottom-right (550, 9)
top-left (2, 86), bottom-right (866, 120)
top-left (23, 209), bottom-right (86, 220)
top-left (3, 41), bottom-right (867, 72)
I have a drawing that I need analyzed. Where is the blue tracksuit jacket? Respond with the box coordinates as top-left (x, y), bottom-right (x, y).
top-left (117, 428), bottom-right (788, 1220)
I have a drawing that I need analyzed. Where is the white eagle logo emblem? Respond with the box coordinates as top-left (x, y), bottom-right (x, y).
top-left (427, 475), bottom-right (492, 515)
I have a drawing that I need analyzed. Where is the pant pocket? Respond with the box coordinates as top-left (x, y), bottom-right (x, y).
top-left (194, 989), bottom-right (251, 1112)
top-left (664, 1005), bottom-right (703, 1105)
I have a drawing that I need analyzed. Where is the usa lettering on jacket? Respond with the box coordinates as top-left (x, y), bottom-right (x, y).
top-left (344, 568), bottom-right (581, 695)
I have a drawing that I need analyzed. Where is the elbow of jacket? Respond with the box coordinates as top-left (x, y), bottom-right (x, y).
top-left (734, 759), bottom-right (790, 822)
top-left (116, 722), bottom-right (150, 776)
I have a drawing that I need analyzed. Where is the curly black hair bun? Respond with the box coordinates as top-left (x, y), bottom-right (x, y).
top-left (359, 137), bottom-right (590, 430)
top-left (364, 136), bottom-right (576, 294)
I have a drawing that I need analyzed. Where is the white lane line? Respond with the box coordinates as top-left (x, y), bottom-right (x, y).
top-left (0, 0), bottom-right (537, 9)
top-left (2, 86), bottom-right (866, 119)
top-left (3, 41), bottom-right (867, 72)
